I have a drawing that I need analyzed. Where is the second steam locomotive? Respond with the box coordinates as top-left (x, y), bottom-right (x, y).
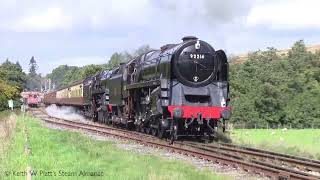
top-left (44, 36), bottom-right (231, 142)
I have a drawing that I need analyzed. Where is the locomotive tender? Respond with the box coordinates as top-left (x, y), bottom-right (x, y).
top-left (44, 36), bottom-right (231, 142)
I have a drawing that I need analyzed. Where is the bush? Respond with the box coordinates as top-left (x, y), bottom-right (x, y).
top-left (230, 40), bottom-right (320, 127)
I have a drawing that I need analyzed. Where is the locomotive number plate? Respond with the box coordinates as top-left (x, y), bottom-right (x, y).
top-left (189, 53), bottom-right (205, 59)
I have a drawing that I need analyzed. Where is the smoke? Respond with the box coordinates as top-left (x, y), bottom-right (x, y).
top-left (45, 104), bottom-right (87, 122)
top-left (0, 0), bottom-right (254, 33)
top-left (155, 0), bottom-right (253, 26)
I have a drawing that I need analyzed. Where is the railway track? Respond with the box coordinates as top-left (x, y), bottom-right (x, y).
top-left (181, 142), bottom-right (320, 177)
top-left (29, 108), bottom-right (320, 179)
top-left (213, 142), bottom-right (320, 172)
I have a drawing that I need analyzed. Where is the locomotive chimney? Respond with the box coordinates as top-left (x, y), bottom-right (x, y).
top-left (182, 36), bottom-right (198, 42)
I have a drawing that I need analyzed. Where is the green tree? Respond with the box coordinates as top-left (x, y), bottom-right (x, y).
top-left (46, 65), bottom-right (80, 89)
top-left (0, 59), bottom-right (26, 110)
top-left (0, 79), bottom-right (19, 111)
top-left (61, 67), bottom-right (82, 87)
top-left (132, 44), bottom-right (152, 57)
top-left (26, 56), bottom-right (44, 91)
top-left (107, 53), bottom-right (124, 69)
top-left (80, 64), bottom-right (104, 78)
top-left (230, 40), bottom-right (320, 128)
top-left (29, 56), bottom-right (38, 77)
top-left (0, 59), bottom-right (26, 90)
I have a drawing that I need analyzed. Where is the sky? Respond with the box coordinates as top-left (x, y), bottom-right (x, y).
top-left (0, 0), bottom-right (320, 75)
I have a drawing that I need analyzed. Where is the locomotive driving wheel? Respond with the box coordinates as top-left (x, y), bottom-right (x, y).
top-left (145, 127), bottom-right (151, 134)
top-left (158, 125), bottom-right (165, 139)
top-left (151, 128), bottom-right (157, 136)
top-left (158, 118), bottom-right (169, 139)
top-left (138, 125), bottom-right (145, 133)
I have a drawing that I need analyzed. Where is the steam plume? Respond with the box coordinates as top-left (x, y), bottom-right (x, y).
top-left (45, 104), bottom-right (86, 122)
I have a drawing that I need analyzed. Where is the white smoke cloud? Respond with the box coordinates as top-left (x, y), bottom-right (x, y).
top-left (155, 0), bottom-right (252, 25)
top-left (246, 0), bottom-right (320, 29)
top-left (45, 104), bottom-right (86, 122)
top-left (13, 7), bottom-right (72, 32)
top-left (0, 0), bottom-right (253, 32)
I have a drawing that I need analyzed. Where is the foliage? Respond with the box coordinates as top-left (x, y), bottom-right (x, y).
top-left (80, 64), bottom-right (104, 79)
top-left (0, 60), bottom-right (26, 111)
top-left (0, 60), bottom-right (26, 90)
top-left (46, 65), bottom-right (87, 89)
top-left (25, 74), bottom-right (43, 91)
top-left (28, 56), bottom-right (38, 77)
top-left (230, 40), bottom-right (320, 127)
top-left (60, 66), bottom-right (82, 87)
top-left (25, 56), bottom-right (45, 91)
top-left (107, 52), bottom-right (126, 69)
top-left (0, 80), bottom-right (19, 111)
top-left (46, 64), bottom-right (103, 89)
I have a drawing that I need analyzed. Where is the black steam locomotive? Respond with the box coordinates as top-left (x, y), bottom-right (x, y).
top-left (44, 36), bottom-right (231, 142)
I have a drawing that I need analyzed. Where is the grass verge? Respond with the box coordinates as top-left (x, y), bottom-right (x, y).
top-left (0, 111), bottom-right (17, 168)
top-left (231, 129), bottom-right (320, 160)
top-left (1, 114), bottom-right (230, 180)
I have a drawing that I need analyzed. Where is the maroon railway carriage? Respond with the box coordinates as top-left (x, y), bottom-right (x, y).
top-left (43, 81), bottom-right (85, 107)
